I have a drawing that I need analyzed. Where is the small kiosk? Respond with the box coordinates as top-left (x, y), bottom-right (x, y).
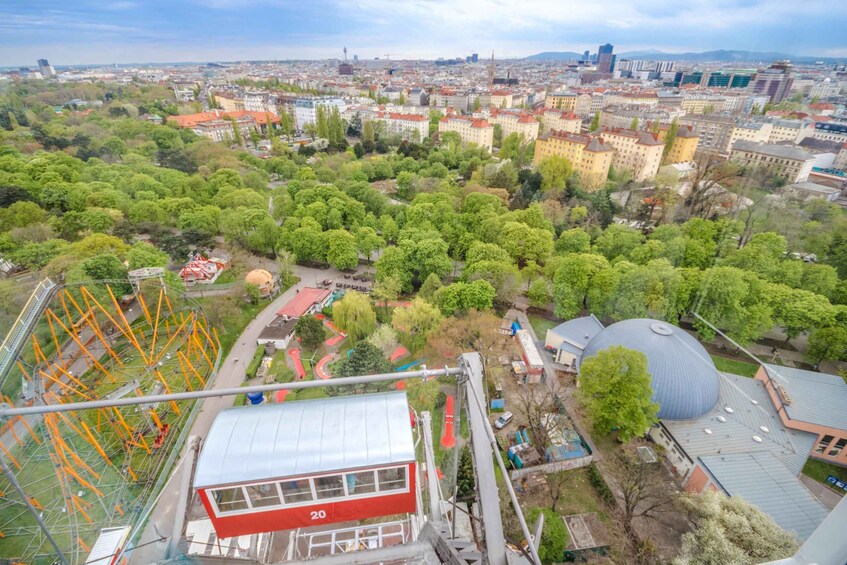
top-left (194, 392), bottom-right (417, 538)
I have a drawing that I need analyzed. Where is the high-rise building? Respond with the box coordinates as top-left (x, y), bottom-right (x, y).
top-left (471, 53), bottom-right (479, 63)
top-left (583, 50), bottom-right (590, 61)
top-left (37, 58), bottom-right (55, 77)
top-left (750, 61), bottom-right (794, 103)
top-left (597, 43), bottom-right (615, 74)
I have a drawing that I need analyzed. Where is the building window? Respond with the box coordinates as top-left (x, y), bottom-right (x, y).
top-left (828, 438), bottom-right (846, 457)
top-left (315, 475), bottom-right (345, 499)
top-left (213, 487), bottom-right (249, 513)
top-left (815, 435), bottom-right (835, 454)
top-left (378, 467), bottom-right (406, 491)
top-left (246, 482), bottom-right (281, 508)
top-left (280, 479), bottom-right (313, 504)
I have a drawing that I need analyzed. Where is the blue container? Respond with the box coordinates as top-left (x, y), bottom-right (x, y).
top-left (246, 392), bottom-right (264, 405)
top-left (522, 429), bottom-right (530, 444)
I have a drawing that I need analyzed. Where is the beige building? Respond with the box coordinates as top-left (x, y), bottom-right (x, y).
top-left (533, 131), bottom-right (613, 190)
top-left (574, 92), bottom-right (605, 118)
top-left (214, 94), bottom-right (244, 113)
top-left (487, 109), bottom-right (540, 141)
top-left (603, 91), bottom-right (659, 108)
top-left (766, 119), bottom-right (812, 144)
top-left (600, 128), bottom-right (665, 181)
top-left (538, 110), bottom-right (582, 135)
top-left (193, 116), bottom-right (255, 143)
top-left (379, 112), bottom-right (429, 141)
top-left (545, 91), bottom-right (577, 111)
top-left (731, 141), bottom-right (816, 183)
top-left (490, 90), bottom-right (516, 108)
top-left (438, 115), bottom-right (494, 151)
top-left (726, 121), bottom-right (773, 150)
top-left (656, 124), bottom-right (700, 164)
top-left (680, 95), bottom-right (726, 114)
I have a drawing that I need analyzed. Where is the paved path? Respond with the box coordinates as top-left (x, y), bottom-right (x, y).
top-left (130, 264), bottom-right (339, 564)
top-left (800, 475), bottom-right (844, 511)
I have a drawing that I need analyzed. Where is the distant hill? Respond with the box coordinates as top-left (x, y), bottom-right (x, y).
top-left (526, 49), bottom-right (844, 64)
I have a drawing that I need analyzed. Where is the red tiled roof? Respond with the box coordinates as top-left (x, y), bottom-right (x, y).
top-left (809, 102), bottom-right (835, 110)
top-left (388, 112), bottom-right (426, 121)
top-left (169, 110), bottom-right (280, 128)
top-left (276, 287), bottom-right (331, 319)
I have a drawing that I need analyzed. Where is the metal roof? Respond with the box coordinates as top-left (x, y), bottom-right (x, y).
top-left (547, 315), bottom-right (605, 351)
top-left (663, 373), bottom-right (817, 476)
top-left (276, 287), bottom-right (331, 319)
top-left (194, 392), bottom-right (415, 488)
top-left (731, 140), bottom-right (816, 161)
top-left (699, 452), bottom-right (828, 540)
top-left (580, 319), bottom-right (720, 420)
top-left (515, 330), bottom-right (543, 368)
top-left (763, 364), bottom-right (847, 431)
top-left (85, 526), bottom-right (131, 565)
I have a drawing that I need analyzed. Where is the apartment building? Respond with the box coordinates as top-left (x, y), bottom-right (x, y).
top-left (726, 121), bottom-right (773, 151)
top-left (680, 95), bottom-right (726, 114)
top-left (545, 91), bottom-right (577, 111)
top-left (214, 94), bottom-right (244, 112)
top-left (293, 97), bottom-right (346, 130)
top-left (538, 110), bottom-right (582, 135)
top-left (766, 119), bottom-right (813, 144)
top-left (574, 92), bottom-right (605, 118)
top-left (490, 90), bottom-right (515, 108)
top-left (438, 115), bottom-right (494, 151)
top-left (487, 109), bottom-right (540, 142)
top-left (378, 112), bottom-right (429, 141)
top-left (533, 131), bottom-right (613, 190)
top-left (599, 105), bottom-right (685, 130)
top-left (680, 114), bottom-right (768, 153)
top-left (812, 122), bottom-right (847, 143)
top-left (192, 117), bottom-right (255, 142)
top-left (600, 128), bottom-right (665, 181)
top-left (730, 141), bottom-right (816, 183)
top-left (603, 91), bottom-right (659, 108)
top-left (430, 89), bottom-right (469, 111)
top-left (243, 91), bottom-right (275, 113)
top-left (656, 124), bottom-right (700, 164)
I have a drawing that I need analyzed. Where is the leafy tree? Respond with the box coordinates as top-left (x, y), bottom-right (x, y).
top-left (244, 282), bottom-right (261, 304)
top-left (578, 345), bottom-right (658, 441)
top-left (126, 241), bottom-right (169, 270)
top-left (391, 297), bottom-right (443, 350)
top-left (766, 284), bottom-right (836, 344)
top-left (605, 447), bottom-right (676, 540)
top-left (806, 326), bottom-right (847, 367)
top-left (661, 117), bottom-right (678, 161)
top-left (295, 315), bottom-right (326, 350)
top-left (464, 260), bottom-right (521, 304)
top-left (418, 272), bottom-right (443, 302)
top-left (673, 490), bottom-right (798, 565)
top-left (355, 226), bottom-right (384, 264)
top-left (527, 277), bottom-right (551, 308)
top-left (691, 266), bottom-right (772, 344)
top-left (492, 124), bottom-right (503, 148)
top-left (499, 222), bottom-right (554, 266)
top-left (555, 227), bottom-right (591, 254)
top-left (428, 310), bottom-right (507, 360)
top-left (335, 341), bottom-right (391, 377)
top-left (537, 155), bottom-right (573, 192)
top-left (371, 275), bottom-right (401, 315)
top-left (629, 117), bottom-right (639, 130)
top-left (434, 280), bottom-right (496, 316)
top-left (326, 229), bottom-right (359, 270)
top-left (332, 290), bottom-right (377, 342)
top-left (375, 246), bottom-right (413, 292)
top-left (526, 508), bottom-right (569, 564)
top-left (589, 111), bottom-right (600, 132)
top-left (552, 253), bottom-right (610, 319)
top-left (366, 324), bottom-right (399, 357)
top-left (404, 377), bottom-right (440, 413)
top-left (593, 224), bottom-right (643, 260)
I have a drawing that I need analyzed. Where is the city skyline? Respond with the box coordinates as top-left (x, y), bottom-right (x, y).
top-left (1, 0), bottom-right (846, 67)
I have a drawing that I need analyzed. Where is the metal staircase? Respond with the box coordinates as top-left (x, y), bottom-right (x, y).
top-left (0, 278), bottom-right (58, 388)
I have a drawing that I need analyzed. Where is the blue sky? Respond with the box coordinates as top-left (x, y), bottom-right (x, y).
top-left (1, 0), bottom-right (845, 66)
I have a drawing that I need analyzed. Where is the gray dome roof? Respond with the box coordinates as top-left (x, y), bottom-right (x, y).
top-left (580, 319), bottom-right (719, 420)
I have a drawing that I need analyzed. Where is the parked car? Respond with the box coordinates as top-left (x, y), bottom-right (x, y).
top-left (494, 412), bottom-right (514, 429)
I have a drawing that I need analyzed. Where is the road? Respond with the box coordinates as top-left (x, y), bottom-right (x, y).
top-left (130, 264), bottom-right (340, 564)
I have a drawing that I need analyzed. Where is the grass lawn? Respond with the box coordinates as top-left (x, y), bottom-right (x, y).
top-left (212, 269), bottom-right (237, 285)
top-left (711, 354), bottom-right (759, 378)
top-left (526, 314), bottom-right (560, 340)
top-left (803, 458), bottom-right (847, 494)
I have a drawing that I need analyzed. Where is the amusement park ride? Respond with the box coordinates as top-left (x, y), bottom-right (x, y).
top-left (0, 273), bottom-right (220, 564)
top-left (2, 275), bottom-right (844, 565)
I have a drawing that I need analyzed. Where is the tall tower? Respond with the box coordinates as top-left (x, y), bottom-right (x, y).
top-left (488, 51), bottom-right (495, 84)
top-left (597, 43), bottom-right (615, 74)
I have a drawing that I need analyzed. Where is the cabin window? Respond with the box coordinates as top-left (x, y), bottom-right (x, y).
top-left (280, 479), bottom-right (313, 504)
top-left (378, 467), bottom-right (406, 491)
top-left (213, 487), bottom-right (248, 513)
top-left (315, 475), bottom-right (345, 499)
top-left (347, 471), bottom-right (377, 494)
top-left (246, 482), bottom-right (281, 508)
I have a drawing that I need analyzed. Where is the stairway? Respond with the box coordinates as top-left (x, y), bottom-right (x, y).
top-left (0, 278), bottom-right (58, 388)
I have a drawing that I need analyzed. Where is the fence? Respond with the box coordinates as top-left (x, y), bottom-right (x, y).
top-left (508, 454), bottom-right (593, 480)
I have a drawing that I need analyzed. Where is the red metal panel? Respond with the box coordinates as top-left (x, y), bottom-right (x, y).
top-left (199, 464), bottom-right (417, 539)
